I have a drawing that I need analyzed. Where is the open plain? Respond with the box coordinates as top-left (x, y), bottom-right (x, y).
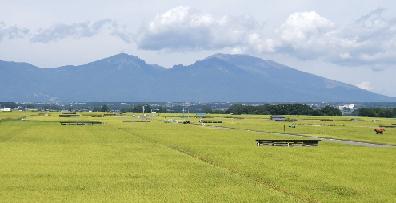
top-left (1, 112), bottom-right (395, 202)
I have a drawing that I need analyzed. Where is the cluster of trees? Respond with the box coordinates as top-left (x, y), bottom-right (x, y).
top-left (225, 104), bottom-right (342, 116)
top-left (93, 105), bottom-right (111, 112)
top-left (0, 102), bottom-right (18, 108)
top-left (357, 108), bottom-right (396, 118)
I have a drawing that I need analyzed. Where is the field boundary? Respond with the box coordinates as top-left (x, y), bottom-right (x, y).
top-left (202, 124), bottom-right (396, 147)
top-left (115, 126), bottom-right (317, 203)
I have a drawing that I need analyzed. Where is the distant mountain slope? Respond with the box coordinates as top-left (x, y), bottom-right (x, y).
top-left (0, 53), bottom-right (392, 102)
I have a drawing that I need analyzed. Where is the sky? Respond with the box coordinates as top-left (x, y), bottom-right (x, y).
top-left (1, 0), bottom-right (396, 96)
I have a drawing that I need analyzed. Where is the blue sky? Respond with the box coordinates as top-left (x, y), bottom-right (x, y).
top-left (1, 0), bottom-right (396, 96)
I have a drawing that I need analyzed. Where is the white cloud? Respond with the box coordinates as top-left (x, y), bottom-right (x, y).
top-left (136, 6), bottom-right (267, 51)
top-left (278, 11), bottom-right (335, 42)
top-left (0, 22), bottom-right (29, 41)
top-left (273, 9), bottom-right (396, 66)
top-left (355, 81), bottom-right (374, 91)
top-left (273, 11), bottom-right (341, 60)
top-left (30, 19), bottom-right (131, 43)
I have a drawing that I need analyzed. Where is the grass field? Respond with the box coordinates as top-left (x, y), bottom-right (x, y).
top-left (1, 112), bottom-right (396, 202)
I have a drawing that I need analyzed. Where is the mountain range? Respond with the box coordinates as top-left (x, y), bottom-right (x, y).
top-left (0, 53), bottom-right (393, 102)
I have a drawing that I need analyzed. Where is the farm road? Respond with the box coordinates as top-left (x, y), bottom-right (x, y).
top-left (201, 124), bottom-right (396, 148)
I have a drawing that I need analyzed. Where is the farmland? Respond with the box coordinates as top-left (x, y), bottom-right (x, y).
top-left (1, 112), bottom-right (396, 202)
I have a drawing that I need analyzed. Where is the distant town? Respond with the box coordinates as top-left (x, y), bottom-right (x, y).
top-left (2, 102), bottom-right (396, 117)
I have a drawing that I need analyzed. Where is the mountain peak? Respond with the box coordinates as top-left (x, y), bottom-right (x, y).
top-left (206, 53), bottom-right (262, 61)
top-left (105, 53), bottom-right (141, 61)
top-left (205, 53), bottom-right (239, 61)
top-left (94, 53), bottom-right (147, 68)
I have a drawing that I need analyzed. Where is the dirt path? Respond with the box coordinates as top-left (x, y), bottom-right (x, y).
top-left (201, 124), bottom-right (396, 148)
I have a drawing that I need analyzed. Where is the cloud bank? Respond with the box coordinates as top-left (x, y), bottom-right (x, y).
top-left (0, 22), bottom-right (29, 41)
top-left (137, 7), bottom-right (396, 67)
top-left (2, 7), bottom-right (396, 68)
top-left (31, 19), bottom-right (131, 43)
top-left (0, 19), bottom-right (131, 44)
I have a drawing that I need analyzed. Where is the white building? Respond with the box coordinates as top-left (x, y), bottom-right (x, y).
top-left (1, 108), bottom-right (11, 112)
top-left (338, 104), bottom-right (355, 110)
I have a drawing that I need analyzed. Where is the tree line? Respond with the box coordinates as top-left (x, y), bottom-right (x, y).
top-left (357, 108), bottom-right (396, 118)
top-left (89, 103), bottom-right (344, 116)
top-left (225, 104), bottom-right (342, 116)
top-left (0, 102), bottom-right (18, 108)
top-left (7, 101), bottom-right (396, 118)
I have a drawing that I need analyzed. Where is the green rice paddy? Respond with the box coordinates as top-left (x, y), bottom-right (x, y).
top-left (0, 112), bottom-right (395, 202)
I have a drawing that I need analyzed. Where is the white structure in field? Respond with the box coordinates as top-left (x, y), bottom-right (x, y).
top-left (271, 115), bottom-right (286, 121)
top-left (338, 104), bottom-right (355, 110)
top-left (1, 108), bottom-right (11, 112)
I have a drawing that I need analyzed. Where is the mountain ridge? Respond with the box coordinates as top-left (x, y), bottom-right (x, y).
top-left (0, 53), bottom-right (393, 102)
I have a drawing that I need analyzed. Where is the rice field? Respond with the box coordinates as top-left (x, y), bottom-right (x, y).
top-left (0, 112), bottom-right (395, 202)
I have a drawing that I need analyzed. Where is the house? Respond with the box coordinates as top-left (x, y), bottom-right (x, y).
top-left (271, 115), bottom-right (286, 121)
